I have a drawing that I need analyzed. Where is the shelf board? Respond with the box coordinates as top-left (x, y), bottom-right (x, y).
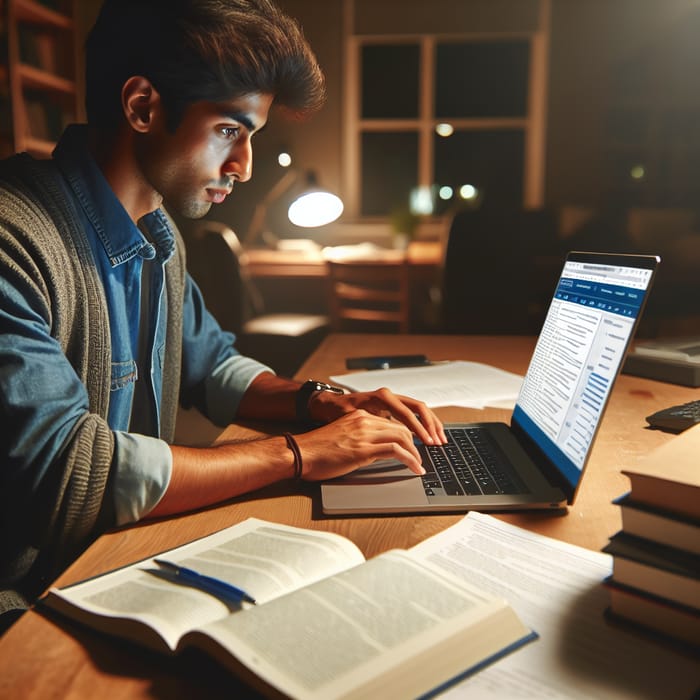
top-left (14, 0), bottom-right (73, 31)
top-left (17, 62), bottom-right (75, 94)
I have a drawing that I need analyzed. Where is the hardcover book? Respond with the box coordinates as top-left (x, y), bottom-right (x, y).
top-left (615, 494), bottom-right (700, 556)
top-left (604, 532), bottom-right (700, 610)
top-left (621, 425), bottom-right (700, 520)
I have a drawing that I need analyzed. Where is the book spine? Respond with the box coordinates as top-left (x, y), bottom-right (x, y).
top-left (618, 501), bottom-right (700, 557)
top-left (605, 580), bottom-right (700, 651)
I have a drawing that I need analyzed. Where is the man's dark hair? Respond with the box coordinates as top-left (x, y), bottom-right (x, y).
top-left (85, 0), bottom-right (326, 130)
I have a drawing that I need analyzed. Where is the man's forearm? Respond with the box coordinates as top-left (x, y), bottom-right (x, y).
top-left (235, 371), bottom-right (301, 421)
top-left (148, 436), bottom-right (296, 518)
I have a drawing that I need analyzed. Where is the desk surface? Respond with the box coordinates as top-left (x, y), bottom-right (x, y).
top-left (246, 240), bottom-right (442, 278)
top-left (1, 334), bottom-right (697, 698)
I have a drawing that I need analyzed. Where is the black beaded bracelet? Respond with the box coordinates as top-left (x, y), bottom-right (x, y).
top-left (283, 432), bottom-right (303, 480)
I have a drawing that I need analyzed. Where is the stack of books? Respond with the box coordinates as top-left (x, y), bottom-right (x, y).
top-left (604, 425), bottom-right (700, 651)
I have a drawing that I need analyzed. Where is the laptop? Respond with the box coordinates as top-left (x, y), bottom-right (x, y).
top-left (321, 251), bottom-right (660, 515)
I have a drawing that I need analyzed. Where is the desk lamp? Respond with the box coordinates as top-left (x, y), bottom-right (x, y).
top-left (244, 166), bottom-right (343, 248)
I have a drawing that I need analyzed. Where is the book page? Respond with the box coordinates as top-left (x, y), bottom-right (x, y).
top-left (45, 519), bottom-right (366, 652)
top-left (189, 550), bottom-right (532, 700)
top-left (410, 512), bottom-right (699, 699)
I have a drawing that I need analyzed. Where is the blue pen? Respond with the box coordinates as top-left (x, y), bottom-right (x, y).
top-left (153, 559), bottom-right (256, 605)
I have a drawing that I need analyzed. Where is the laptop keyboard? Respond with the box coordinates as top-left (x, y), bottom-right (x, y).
top-left (420, 427), bottom-right (527, 497)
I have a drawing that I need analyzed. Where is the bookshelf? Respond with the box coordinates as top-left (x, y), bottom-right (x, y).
top-left (1, 0), bottom-right (81, 158)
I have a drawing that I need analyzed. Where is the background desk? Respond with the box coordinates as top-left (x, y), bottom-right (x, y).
top-left (245, 241), bottom-right (442, 278)
top-left (245, 242), bottom-right (443, 331)
top-left (0, 334), bottom-right (696, 699)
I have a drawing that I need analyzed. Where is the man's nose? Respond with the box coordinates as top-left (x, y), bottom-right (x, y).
top-left (222, 139), bottom-right (253, 183)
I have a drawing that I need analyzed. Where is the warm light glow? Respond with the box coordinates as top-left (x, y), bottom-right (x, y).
top-left (435, 123), bottom-right (454, 137)
top-left (630, 164), bottom-right (645, 180)
top-left (439, 186), bottom-right (454, 200)
top-left (277, 151), bottom-right (292, 167)
top-left (459, 184), bottom-right (478, 200)
top-left (288, 191), bottom-right (344, 227)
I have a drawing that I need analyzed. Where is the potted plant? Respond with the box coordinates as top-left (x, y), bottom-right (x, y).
top-left (390, 207), bottom-right (420, 250)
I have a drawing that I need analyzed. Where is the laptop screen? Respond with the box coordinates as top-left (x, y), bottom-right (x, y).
top-left (511, 252), bottom-right (659, 499)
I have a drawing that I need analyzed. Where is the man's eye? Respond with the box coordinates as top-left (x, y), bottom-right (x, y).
top-left (220, 126), bottom-right (240, 139)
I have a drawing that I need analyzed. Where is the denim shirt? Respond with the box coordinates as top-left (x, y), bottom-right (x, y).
top-left (40, 125), bottom-right (271, 524)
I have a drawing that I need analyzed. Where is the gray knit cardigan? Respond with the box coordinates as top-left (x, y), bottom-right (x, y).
top-left (0, 154), bottom-right (185, 618)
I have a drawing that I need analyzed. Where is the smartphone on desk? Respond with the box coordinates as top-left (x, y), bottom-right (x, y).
top-left (345, 354), bottom-right (429, 370)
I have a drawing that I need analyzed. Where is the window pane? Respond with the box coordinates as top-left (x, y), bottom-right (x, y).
top-left (361, 132), bottom-right (418, 216)
top-left (362, 44), bottom-right (420, 119)
top-left (435, 41), bottom-right (530, 118)
top-left (433, 130), bottom-right (524, 213)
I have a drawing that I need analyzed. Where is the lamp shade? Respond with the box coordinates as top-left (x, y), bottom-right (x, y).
top-left (288, 190), bottom-right (344, 227)
top-left (244, 167), bottom-right (343, 247)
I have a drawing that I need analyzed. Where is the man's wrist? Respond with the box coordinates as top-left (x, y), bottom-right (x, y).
top-left (295, 379), bottom-right (344, 424)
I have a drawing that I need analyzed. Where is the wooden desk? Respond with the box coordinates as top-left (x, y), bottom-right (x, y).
top-left (245, 242), bottom-right (443, 330)
top-left (1, 334), bottom-right (696, 699)
top-left (245, 241), bottom-right (442, 279)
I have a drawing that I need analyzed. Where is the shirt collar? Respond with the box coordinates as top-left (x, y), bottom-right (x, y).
top-left (53, 124), bottom-right (174, 266)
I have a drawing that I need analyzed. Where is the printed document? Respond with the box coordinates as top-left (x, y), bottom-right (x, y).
top-left (330, 361), bottom-right (523, 409)
top-left (415, 513), bottom-right (699, 700)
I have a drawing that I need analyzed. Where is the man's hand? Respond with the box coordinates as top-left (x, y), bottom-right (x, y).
top-left (157, 385), bottom-right (446, 518)
top-left (308, 387), bottom-right (447, 447)
top-left (295, 409), bottom-right (426, 480)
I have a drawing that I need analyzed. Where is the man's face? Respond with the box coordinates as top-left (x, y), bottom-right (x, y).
top-left (134, 92), bottom-right (274, 219)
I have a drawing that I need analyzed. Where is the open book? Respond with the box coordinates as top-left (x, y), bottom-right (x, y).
top-left (42, 518), bottom-right (535, 700)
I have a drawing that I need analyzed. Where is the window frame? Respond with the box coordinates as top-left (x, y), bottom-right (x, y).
top-left (341, 8), bottom-right (550, 221)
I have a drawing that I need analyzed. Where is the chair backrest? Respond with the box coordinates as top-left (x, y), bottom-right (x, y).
top-left (441, 207), bottom-right (561, 334)
top-left (187, 221), bottom-right (330, 376)
top-left (327, 258), bottom-right (411, 333)
top-left (187, 221), bottom-right (265, 333)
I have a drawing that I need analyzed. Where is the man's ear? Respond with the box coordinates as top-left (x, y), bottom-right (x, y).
top-left (122, 76), bottom-right (161, 133)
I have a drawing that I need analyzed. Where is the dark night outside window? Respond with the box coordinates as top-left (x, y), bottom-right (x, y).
top-left (361, 44), bottom-right (420, 119)
top-left (433, 130), bottom-right (524, 214)
top-left (435, 41), bottom-right (530, 118)
top-left (358, 39), bottom-right (531, 216)
top-left (361, 132), bottom-right (419, 216)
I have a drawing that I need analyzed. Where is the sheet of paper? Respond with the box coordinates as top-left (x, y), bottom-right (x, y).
top-left (330, 361), bottom-right (523, 409)
top-left (411, 513), bottom-right (699, 700)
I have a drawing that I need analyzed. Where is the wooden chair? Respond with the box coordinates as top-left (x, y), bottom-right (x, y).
top-left (327, 258), bottom-right (411, 333)
top-left (186, 221), bottom-right (329, 376)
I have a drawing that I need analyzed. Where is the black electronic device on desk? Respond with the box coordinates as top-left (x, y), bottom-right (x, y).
top-left (345, 354), bottom-right (429, 370)
top-left (646, 399), bottom-right (700, 433)
top-left (624, 337), bottom-right (700, 387)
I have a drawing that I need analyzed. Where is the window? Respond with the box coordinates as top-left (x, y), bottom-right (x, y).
top-left (344, 19), bottom-right (549, 220)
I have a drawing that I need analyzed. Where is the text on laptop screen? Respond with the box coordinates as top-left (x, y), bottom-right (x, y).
top-left (512, 256), bottom-right (655, 491)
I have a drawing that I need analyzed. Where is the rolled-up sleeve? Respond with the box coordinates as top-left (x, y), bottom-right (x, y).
top-left (205, 354), bottom-right (271, 426)
top-left (112, 431), bottom-right (172, 525)
top-left (111, 355), bottom-right (270, 525)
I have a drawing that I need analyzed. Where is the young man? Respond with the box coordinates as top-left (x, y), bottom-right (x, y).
top-left (0, 0), bottom-right (445, 626)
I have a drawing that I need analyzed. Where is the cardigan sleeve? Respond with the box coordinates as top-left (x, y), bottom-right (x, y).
top-left (0, 157), bottom-right (117, 606)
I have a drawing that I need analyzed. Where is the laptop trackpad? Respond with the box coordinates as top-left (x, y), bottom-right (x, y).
top-left (322, 460), bottom-right (429, 508)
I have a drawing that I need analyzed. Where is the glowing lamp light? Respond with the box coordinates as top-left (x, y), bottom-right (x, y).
top-left (460, 184), bottom-right (478, 200)
top-left (244, 167), bottom-right (344, 246)
top-left (410, 185), bottom-right (434, 216)
top-left (277, 151), bottom-right (292, 168)
top-left (288, 190), bottom-right (344, 228)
